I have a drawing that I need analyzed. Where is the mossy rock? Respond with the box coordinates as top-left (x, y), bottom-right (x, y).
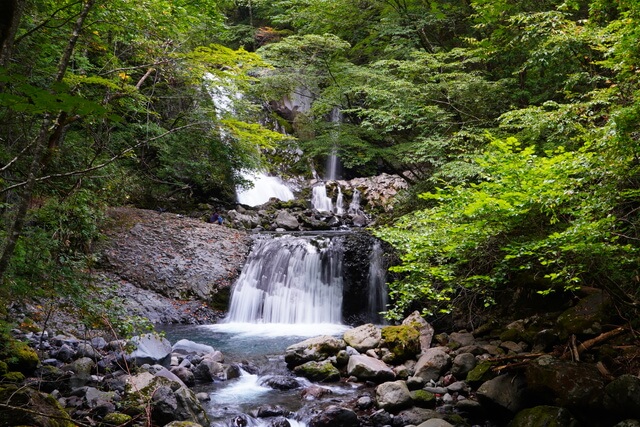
top-left (0, 384), bottom-right (74, 427)
top-left (3, 340), bottom-right (39, 374)
top-left (466, 360), bottom-right (497, 387)
top-left (293, 360), bottom-right (341, 382)
top-left (381, 325), bottom-right (421, 363)
top-left (410, 389), bottom-right (436, 408)
top-left (101, 412), bottom-right (132, 426)
top-left (3, 371), bottom-right (25, 383)
top-left (509, 405), bottom-right (580, 427)
top-left (0, 360), bottom-right (7, 375)
top-left (556, 292), bottom-right (611, 337)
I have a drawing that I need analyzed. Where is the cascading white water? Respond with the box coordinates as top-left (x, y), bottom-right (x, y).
top-left (311, 185), bottom-right (333, 212)
top-left (348, 189), bottom-right (362, 215)
top-left (335, 187), bottom-right (344, 215)
top-left (225, 235), bottom-right (344, 324)
top-left (237, 172), bottom-right (295, 206)
top-left (367, 241), bottom-right (388, 323)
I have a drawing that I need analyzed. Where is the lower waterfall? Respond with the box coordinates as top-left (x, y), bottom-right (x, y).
top-left (225, 234), bottom-right (344, 324)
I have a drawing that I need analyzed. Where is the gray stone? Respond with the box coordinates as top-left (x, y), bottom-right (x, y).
top-left (65, 357), bottom-right (96, 388)
top-left (510, 406), bottom-right (580, 427)
top-left (449, 332), bottom-right (474, 348)
top-left (293, 360), bottom-right (341, 382)
top-left (375, 380), bottom-right (412, 412)
top-left (193, 359), bottom-right (225, 382)
top-left (53, 344), bottom-right (76, 362)
top-left (171, 367), bottom-right (195, 386)
top-left (603, 374), bottom-right (640, 419)
top-left (76, 342), bottom-right (101, 359)
top-left (402, 311), bottom-right (435, 353)
top-left (343, 323), bottom-right (381, 352)
top-left (451, 353), bottom-right (477, 378)
top-left (275, 210), bottom-right (300, 230)
top-left (477, 373), bottom-right (527, 415)
top-left (308, 405), bottom-right (358, 427)
top-left (395, 407), bottom-right (442, 425)
top-left (284, 335), bottom-right (346, 368)
top-left (172, 339), bottom-right (215, 355)
top-left (347, 354), bottom-right (395, 383)
top-left (414, 348), bottom-right (451, 382)
top-left (417, 420), bottom-right (454, 427)
top-left (128, 334), bottom-right (172, 367)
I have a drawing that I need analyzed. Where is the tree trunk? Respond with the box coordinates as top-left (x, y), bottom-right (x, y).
top-left (0, 0), bottom-right (96, 284)
top-left (0, 0), bottom-right (25, 66)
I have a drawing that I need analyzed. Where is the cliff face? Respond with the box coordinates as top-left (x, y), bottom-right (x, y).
top-left (95, 207), bottom-right (251, 323)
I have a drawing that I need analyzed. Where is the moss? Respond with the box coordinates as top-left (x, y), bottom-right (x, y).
top-left (0, 384), bottom-right (74, 427)
top-left (101, 412), bottom-right (132, 426)
top-left (499, 328), bottom-right (522, 343)
top-left (410, 389), bottom-right (436, 408)
top-left (510, 405), bottom-right (579, 427)
top-left (2, 371), bottom-right (25, 383)
top-left (466, 361), bottom-right (497, 387)
top-left (0, 360), bottom-right (7, 375)
top-left (3, 340), bottom-right (39, 374)
top-left (381, 325), bottom-right (421, 363)
top-left (293, 360), bottom-right (341, 382)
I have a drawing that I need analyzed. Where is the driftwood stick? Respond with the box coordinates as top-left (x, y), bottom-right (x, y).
top-left (561, 327), bottom-right (626, 360)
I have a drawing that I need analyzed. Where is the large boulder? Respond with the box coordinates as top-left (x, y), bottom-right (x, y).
top-left (380, 324), bottom-right (421, 363)
top-left (525, 356), bottom-right (606, 409)
top-left (375, 380), bottom-right (412, 412)
top-left (275, 210), bottom-right (300, 230)
top-left (0, 384), bottom-right (74, 427)
top-left (347, 354), bottom-right (395, 383)
top-left (476, 373), bottom-right (528, 417)
top-left (172, 339), bottom-right (215, 356)
top-left (602, 374), bottom-right (640, 420)
top-left (343, 323), bottom-right (381, 352)
top-left (293, 360), bottom-right (341, 382)
top-left (308, 405), bottom-right (359, 427)
top-left (402, 311), bottom-right (435, 353)
top-left (128, 334), bottom-right (172, 367)
top-left (414, 347), bottom-right (451, 382)
top-left (284, 335), bottom-right (346, 368)
top-left (509, 406), bottom-right (581, 427)
top-left (556, 292), bottom-right (611, 336)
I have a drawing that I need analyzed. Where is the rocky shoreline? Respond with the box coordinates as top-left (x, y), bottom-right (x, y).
top-left (2, 306), bottom-right (639, 427)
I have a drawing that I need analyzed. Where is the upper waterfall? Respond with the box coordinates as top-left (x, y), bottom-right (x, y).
top-left (236, 172), bottom-right (295, 206)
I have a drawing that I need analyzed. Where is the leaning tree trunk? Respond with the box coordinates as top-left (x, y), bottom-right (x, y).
top-left (0, 0), bottom-right (96, 284)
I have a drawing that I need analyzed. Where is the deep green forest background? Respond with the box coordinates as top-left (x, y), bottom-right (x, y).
top-left (0, 0), bottom-right (639, 327)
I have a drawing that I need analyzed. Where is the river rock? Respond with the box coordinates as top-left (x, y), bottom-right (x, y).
top-left (509, 405), bottom-right (580, 427)
top-left (76, 342), bottom-right (101, 359)
top-left (451, 352), bottom-right (477, 378)
top-left (275, 210), bottom-right (300, 230)
top-left (402, 311), bottom-right (435, 353)
top-left (309, 405), bottom-right (358, 427)
top-left (414, 347), bottom-right (451, 382)
top-left (65, 357), bottom-right (96, 388)
top-left (284, 335), bottom-right (346, 368)
top-left (0, 383), bottom-right (74, 427)
top-left (476, 373), bottom-right (527, 417)
top-left (171, 366), bottom-right (196, 386)
top-left (449, 331), bottom-right (475, 348)
top-left (52, 343), bottom-right (76, 362)
top-left (602, 374), bottom-right (640, 419)
top-left (151, 382), bottom-right (209, 426)
top-left (343, 323), bottom-right (382, 352)
top-left (556, 291), bottom-right (610, 336)
top-left (128, 334), bottom-right (172, 367)
top-left (193, 359), bottom-right (225, 381)
top-left (375, 380), bottom-right (412, 412)
top-left (380, 324), bottom-right (421, 363)
top-left (259, 375), bottom-right (302, 390)
top-left (395, 407), bottom-right (443, 425)
top-left (293, 360), bottom-right (341, 382)
top-left (172, 339), bottom-right (215, 355)
top-left (525, 355), bottom-right (606, 409)
top-left (347, 354), bottom-right (395, 383)
top-left (417, 420), bottom-right (454, 427)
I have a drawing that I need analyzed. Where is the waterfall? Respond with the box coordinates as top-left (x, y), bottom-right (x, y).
top-left (326, 108), bottom-right (343, 181)
top-left (367, 241), bottom-right (388, 323)
top-left (225, 235), bottom-right (344, 324)
top-left (348, 189), bottom-right (362, 215)
top-left (335, 187), bottom-right (344, 215)
top-left (311, 185), bottom-right (333, 212)
top-left (237, 172), bottom-right (294, 206)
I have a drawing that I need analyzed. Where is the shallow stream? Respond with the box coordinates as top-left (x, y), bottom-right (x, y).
top-left (157, 322), bottom-right (361, 427)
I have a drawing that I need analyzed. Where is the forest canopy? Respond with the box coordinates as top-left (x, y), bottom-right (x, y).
top-left (0, 0), bottom-right (639, 322)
